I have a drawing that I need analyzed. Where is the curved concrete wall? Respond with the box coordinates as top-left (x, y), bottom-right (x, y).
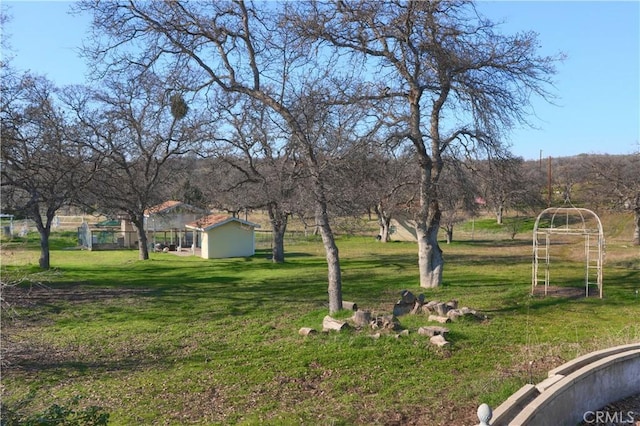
top-left (490, 343), bottom-right (640, 426)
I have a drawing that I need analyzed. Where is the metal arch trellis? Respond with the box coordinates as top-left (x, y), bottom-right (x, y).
top-left (532, 205), bottom-right (605, 298)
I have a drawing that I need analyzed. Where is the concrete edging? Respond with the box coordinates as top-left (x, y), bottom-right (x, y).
top-left (490, 343), bottom-right (640, 426)
top-left (548, 343), bottom-right (640, 377)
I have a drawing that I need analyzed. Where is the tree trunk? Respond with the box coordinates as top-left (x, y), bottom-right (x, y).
top-left (272, 225), bottom-right (286, 263)
top-left (38, 230), bottom-right (51, 270)
top-left (131, 214), bottom-right (149, 260)
top-left (267, 202), bottom-right (288, 263)
top-left (415, 158), bottom-right (444, 288)
top-left (495, 204), bottom-right (504, 225)
top-left (316, 203), bottom-right (342, 313)
top-left (445, 226), bottom-right (453, 244)
top-left (416, 191), bottom-right (444, 288)
top-left (374, 203), bottom-right (391, 242)
top-left (309, 169), bottom-right (342, 313)
top-left (304, 149), bottom-right (342, 313)
top-left (30, 206), bottom-right (53, 270)
top-left (416, 219), bottom-right (444, 288)
top-left (633, 206), bottom-right (640, 246)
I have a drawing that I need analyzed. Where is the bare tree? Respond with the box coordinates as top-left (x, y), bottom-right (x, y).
top-left (78, 0), bottom-right (356, 312)
top-left (586, 154), bottom-right (640, 245)
top-left (207, 94), bottom-right (302, 263)
top-left (474, 156), bottom-right (540, 224)
top-left (552, 155), bottom-right (591, 206)
top-left (65, 73), bottom-right (203, 260)
top-left (439, 159), bottom-right (479, 244)
top-left (342, 150), bottom-right (417, 243)
top-left (1, 74), bottom-right (98, 269)
top-left (292, 0), bottom-right (561, 287)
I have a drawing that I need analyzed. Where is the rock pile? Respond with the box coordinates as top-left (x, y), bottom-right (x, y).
top-left (393, 289), bottom-right (486, 323)
top-left (299, 291), bottom-right (486, 347)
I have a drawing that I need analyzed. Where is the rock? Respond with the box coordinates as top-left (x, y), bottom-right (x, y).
top-left (400, 290), bottom-right (416, 304)
top-left (380, 314), bottom-right (401, 330)
top-left (418, 326), bottom-right (450, 337)
top-left (430, 334), bottom-right (450, 347)
top-left (447, 309), bottom-right (463, 321)
top-left (393, 302), bottom-right (412, 317)
top-left (410, 301), bottom-right (422, 315)
top-left (352, 310), bottom-right (372, 326)
top-left (428, 314), bottom-right (451, 324)
top-left (435, 302), bottom-right (449, 316)
top-left (422, 301), bottom-right (438, 314)
top-left (322, 315), bottom-right (350, 332)
top-left (394, 290), bottom-right (419, 316)
top-left (342, 301), bottom-right (358, 311)
top-left (298, 327), bottom-right (317, 336)
top-left (393, 329), bottom-right (410, 339)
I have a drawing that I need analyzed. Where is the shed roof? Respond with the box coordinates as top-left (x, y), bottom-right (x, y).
top-left (185, 214), bottom-right (260, 232)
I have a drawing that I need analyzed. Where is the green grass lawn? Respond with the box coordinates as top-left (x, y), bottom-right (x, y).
top-left (1, 225), bottom-right (639, 425)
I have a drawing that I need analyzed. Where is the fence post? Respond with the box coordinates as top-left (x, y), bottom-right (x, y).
top-left (477, 403), bottom-right (492, 426)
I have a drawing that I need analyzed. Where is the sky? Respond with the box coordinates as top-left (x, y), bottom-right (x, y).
top-left (2, 1), bottom-right (639, 161)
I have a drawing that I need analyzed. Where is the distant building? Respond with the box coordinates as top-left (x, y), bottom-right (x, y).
top-left (186, 214), bottom-right (260, 259)
top-left (142, 200), bottom-right (209, 250)
top-left (79, 200), bottom-right (209, 251)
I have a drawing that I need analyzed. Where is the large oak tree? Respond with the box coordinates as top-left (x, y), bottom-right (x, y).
top-left (292, 0), bottom-right (562, 287)
top-left (79, 0), bottom-right (358, 312)
top-left (66, 73), bottom-right (204, 260)
top-left (206, 94), bottom-right (302, 263)
top-left (1, 74), bottom-right (98, 269)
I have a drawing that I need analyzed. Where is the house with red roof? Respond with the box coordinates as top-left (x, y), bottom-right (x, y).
top-left (185, 214), bottom-right (260, 259)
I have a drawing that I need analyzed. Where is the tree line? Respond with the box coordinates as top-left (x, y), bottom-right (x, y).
top-left (2, 1), bottom-right (637, 313)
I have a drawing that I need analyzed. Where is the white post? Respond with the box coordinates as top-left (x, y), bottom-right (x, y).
top-left (477, 403), bottom-right (492, 426)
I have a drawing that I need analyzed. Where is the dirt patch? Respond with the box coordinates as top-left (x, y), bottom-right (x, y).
top-left (531, 285), bottom-right (599, 299)
top-left (2, 284), bottom-right (153, 309)
top-left (1, 284), bottom-right (155, 373)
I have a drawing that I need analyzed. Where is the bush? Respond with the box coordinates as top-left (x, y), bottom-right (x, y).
top-left (1, 395), bottom-right (109, 426)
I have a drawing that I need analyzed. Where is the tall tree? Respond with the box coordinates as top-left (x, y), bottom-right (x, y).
top-left (66, 73), bottom-right (203, 260)
top-left (475, 156), bottom-right (536, 224)
top-left (1, 74), bottom-right (98, 269)
top-left (207, 94), bottom-right (301, 263)
top-left (332, 147), bottom-right (417, 242)
top-left (586, 154), bottom-right (640, 245)
top-left (292, 0), bottom-right (562, 287)
top-left (553, 156), bottom-right (588, 206)
top-left (79, 0), bottom-right (353, 312)
top-left (439, 159), bottom-right (479, 244)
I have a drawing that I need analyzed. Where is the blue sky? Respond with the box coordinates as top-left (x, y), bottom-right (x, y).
top-left (3, 1), bottom-right (639, 160)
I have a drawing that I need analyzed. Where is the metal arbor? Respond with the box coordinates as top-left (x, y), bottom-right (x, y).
top-left (532, 206), bottom-right (604, 298)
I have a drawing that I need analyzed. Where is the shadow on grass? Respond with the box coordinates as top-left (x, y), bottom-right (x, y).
top-left (13, 253), bottom-right (334, 318)
top-left (462, 239), bottom-right (532, 247)
top-left (253, 249), bottom-right (314, 259)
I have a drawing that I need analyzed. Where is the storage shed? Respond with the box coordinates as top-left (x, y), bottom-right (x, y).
top-left (185, 214), bottom-right (260, 259)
